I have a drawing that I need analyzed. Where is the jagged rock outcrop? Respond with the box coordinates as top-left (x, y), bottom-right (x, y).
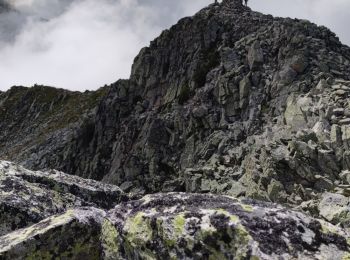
top-left (0, 207), bottom-right (105, 259)
top-left (0, 160), bottom-right (124, 236)
top-left (1, 192), bottom-right (350, 259)
top-left (0, 0), bottom-right (350, 212)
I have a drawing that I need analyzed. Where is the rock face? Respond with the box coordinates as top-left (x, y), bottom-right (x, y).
top-left (0, 207), bottom-right (105, 259)
top-left (1, 192), bottom-right (349, 260)
top-left (105, 193), bottom-right (350, 260)
top-left (0, 160), bottom-right (124, 236)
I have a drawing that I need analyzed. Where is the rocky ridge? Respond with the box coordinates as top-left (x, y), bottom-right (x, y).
top-left (1, 0), bottom-right (350, 258)
top-left (0, 85), bottom-right (106, 168)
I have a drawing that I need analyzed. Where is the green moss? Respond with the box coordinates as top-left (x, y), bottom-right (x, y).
top-left (216, 209), bottom-right (240, 224)
top-left (343, 253), bottom-right (350, 260)
top-left (250, 256), bottom-right (261, 260)
top-left (26, 250), bottom-right (52, 260)
top-left (125, 213), bottom-right (153, 246)
top-left (173, 214), bottom-right (186, 236)
top-left (101, 219), bottom-right (120, 259)
top-left (320, 220), bottom-right (338, 235)
top-left (214, 209), bottom-right (252, 259)
top-left (240, 204), bottom-right (254, 213)
top-left (208, 250), bottom-right (226, 260)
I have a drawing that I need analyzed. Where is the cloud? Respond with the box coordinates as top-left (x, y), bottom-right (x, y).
top-left (0, 0), bottom-right (212, 90)
top-left (250, 0), bottom-right (350, 45)
top-left (0, 0), bottom-right (349, 91)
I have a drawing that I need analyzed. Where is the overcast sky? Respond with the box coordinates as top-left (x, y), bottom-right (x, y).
top-left (0, 0), bottom-right (349, 91)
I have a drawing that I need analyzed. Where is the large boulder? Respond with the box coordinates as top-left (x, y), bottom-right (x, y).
top-left (0, 161), bottom-right (124, 235)
top-left (0, 207), bottom-right (105, 259)
top-left (103, 193), bottom-right (350, 260)
top-left (319, 192), bottom-right (350, 227)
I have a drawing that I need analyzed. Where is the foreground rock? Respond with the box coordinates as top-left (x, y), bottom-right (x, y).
top-left (1, 193), bottom-right (348, 259)
top-left (0, 207), bottom-right (105, 259)
top-left (0, 161), bottom-right (124, 236)
top-left (103, 193), bottom-right (350, 260)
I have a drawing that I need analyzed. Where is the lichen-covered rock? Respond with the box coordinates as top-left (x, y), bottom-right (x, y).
top-left (103, 193), bottom-right (350, 260)
top-left (0, 207), bottom-right (105, 259)
top-left (0, 161), bottom-right (124, 208)
top-left (319, 192), bottom-right (350, 227)
top-left (0, 160), bottom-right (124, 235)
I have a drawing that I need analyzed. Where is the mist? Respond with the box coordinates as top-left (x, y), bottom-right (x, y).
top-left (0, 0), bottom-right (349, 91)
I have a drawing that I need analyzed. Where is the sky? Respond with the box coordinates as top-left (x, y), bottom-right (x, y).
top-left (0, 0), bottom-right (349, 91)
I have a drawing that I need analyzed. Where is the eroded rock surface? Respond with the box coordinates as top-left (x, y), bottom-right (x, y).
top-left (0, 161), bottom-right (124, 235)
top-left (0, 207), bottom-right (105, 259)
top-left (104, 193), bottom-right (350, 260)
top-left (1, 193), bottom-right (349, 260)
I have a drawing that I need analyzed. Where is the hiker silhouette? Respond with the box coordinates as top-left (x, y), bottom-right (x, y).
top-left (215, 0), bottom-right (248, 6)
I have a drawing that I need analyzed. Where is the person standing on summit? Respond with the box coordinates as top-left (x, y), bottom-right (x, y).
top-left (215, 0), bottom-right (248, 6)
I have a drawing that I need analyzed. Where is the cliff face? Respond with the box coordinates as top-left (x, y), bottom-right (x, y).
top-left (1, 0), bottom-right (350, 214)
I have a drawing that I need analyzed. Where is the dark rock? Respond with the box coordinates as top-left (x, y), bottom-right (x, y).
top-left (104, 193), bottom-right (350, 259)
top-left (0, 207), bottom-right (105, 259)
top-left (248, 41), bottom-right (264, 70)
top-left (0, 161), bottom-right (124, 235)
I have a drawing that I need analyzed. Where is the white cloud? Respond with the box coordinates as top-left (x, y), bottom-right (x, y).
top-left (0, 0), bottom-right (349, 91)
top-left (0, 0), bottom-right (211, 90)
top-left (251, 0), bottom-right (350, 45)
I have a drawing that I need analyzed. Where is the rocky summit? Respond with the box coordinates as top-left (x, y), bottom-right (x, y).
top-left (1, 0), bottom-right (350, 259)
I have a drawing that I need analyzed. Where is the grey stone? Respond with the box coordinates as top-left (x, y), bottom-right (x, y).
top-left (0, 207), bottom-right (105, 259)
top-left (278, 66), bottom-right (297, 85)
top-left (0, 161), bottom-right (124, 236)
top-left (331, 124), bottom-right (342, 145)
top-left (239, 76), bottom-right (251, 100)
top-left (247, 41), bottom-right (264, 70)
top-left (105, 193), bottom-right (350, 260)
top-left (319, 192), bottom-right (350, 227)
top-left (288, 54), bottom-right (308, 73)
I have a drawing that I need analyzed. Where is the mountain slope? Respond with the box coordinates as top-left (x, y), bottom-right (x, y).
top-left (0, 0), bottom-right (350, 219)
top-left (0, 85), bottom-right (107, 164)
